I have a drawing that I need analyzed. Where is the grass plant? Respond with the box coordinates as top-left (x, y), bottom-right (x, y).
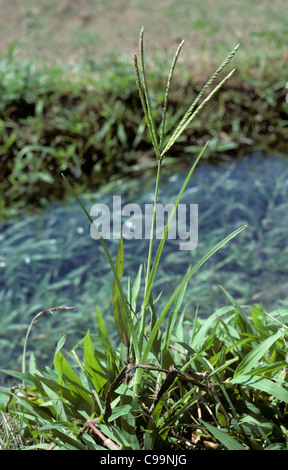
top-left (1, 30), bottom-right (288, 451)
top-left (1, 153), bottom-right (288, 387)
top-left (0, 32), bottom-right (287, 217)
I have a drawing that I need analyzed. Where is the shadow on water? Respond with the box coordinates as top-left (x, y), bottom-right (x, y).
top-left (1, 150), bottom-right (288, 383)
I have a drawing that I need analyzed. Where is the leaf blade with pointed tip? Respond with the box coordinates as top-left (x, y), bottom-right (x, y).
top-left (112, 236), bottom-right (130, 348)
top-left (141, 224), bottom-right (246, 363)
top-left (199, 420), bottom-right (247, 450)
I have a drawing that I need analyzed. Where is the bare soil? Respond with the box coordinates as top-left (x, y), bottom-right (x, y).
top-left (0, 0), bottom-right (287, 77)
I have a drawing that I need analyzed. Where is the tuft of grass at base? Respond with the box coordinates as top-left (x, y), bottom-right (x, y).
top-left (1, 303), bottom-right (288, 450)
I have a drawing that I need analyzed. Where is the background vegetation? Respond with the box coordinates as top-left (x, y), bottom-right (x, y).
top-left (0, 0), bottom-right (287, 216)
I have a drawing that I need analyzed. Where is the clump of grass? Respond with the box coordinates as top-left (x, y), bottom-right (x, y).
top-left (1, 30), bottom-right (288, 451)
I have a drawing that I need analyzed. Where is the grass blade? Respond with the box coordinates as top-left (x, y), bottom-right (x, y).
top-left (230, 375), bottom-right (288, 404)
top-left (84, 330), bottom-right (106, 394)
top-left (130, 263), bottom-right (143, 313)
top-left (112, 235), bottom-right (130, 350)
top-left (61, 173), bottom-right (139, 360)
top-left (200, 420), bottom-right (247, 450)
top-left (233, 329), bottom-right (285, 378)
top-left (141, 224), bottom-right (246, 363)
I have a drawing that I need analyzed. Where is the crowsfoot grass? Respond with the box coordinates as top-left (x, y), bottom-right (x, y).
top-left (2, 30), bottom-right (287, 451)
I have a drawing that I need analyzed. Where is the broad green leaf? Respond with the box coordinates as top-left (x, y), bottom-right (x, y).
top-left (130, 263), bottom-right (142, 313)
top-left (230, 374), bottom-right (288, 404)
top-left (234, 329), bottom-right (284, 378)
top-left (96, 305), bottom-right (110, 340)
top-left (200, 420), bottom-right (247, 450)
top-left (54, 350), bottom-right (92, 406)
top-left (108, 404), bottom-right (133, 422)
top-left (84, 330), bottom-right (106, 392)
top-left (112, 236), bottom-right (130, 348)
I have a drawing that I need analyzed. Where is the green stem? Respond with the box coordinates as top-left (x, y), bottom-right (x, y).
top-left (139, 158), bottom-right (162, 354)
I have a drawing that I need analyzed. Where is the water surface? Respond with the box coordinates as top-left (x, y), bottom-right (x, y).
top-left (1, 151), bottom-right (288, 381)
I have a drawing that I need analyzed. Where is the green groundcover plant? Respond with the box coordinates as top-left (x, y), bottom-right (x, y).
top-left (1, 29), bottom-right (288, 451)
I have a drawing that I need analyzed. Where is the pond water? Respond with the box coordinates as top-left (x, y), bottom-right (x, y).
top-left (1, 150), bottom-right (288, 382)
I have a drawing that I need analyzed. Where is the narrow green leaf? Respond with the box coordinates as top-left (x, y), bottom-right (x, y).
top-left (208, 357), bottom-right (239, 378)
top-left (50, 428), bottom-right (87, 450)
top-left (250, 305), bottom-right (266, 329)
top-left (200, 420), bottom-right (247, 450)
top-left (108, 404), bottom-right (133, 422)
top-left (247, 361), bottom-right (287, 376)
top-left (234, 329), bottom-right (284, 378)
top-left (96, 305), bottom-right (110, 340)
top-left (192, 305), bottom-right (235, 350)
top-left (112, 236), bottom-right (130, 348)
top-left (84, 330), bottom-right (106, 392)
top-left (131, 263), bottom-right (142, 313)
top-left (163, 269), bottom-right (188, 352)
top-left (55, 335), bottom-right (66, 356)
top-left (230, 374), bottom-right (288, 404)
top-left (54, 350), bottom-right (92, 405)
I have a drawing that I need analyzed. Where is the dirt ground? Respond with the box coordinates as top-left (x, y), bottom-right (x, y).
top-left (0, 0), bottom-right (287, 75)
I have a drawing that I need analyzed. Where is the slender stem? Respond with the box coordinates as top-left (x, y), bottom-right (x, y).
top-left (144, 159), bottom-right (162, 295)
top-left (22, 306), bottom-right (75, 387)
top-left (139, 158), bottom-right (162, 353)
top-left (86, 420), bottom-right (121, 450)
